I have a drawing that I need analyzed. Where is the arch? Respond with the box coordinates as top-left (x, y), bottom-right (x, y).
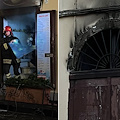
top-left (68, 18), bottom-right (120, 71)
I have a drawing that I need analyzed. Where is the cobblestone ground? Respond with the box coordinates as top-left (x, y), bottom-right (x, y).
top-left (0, 111), bottom-right (57, 120)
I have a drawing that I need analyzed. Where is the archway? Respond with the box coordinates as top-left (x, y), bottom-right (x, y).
top-left (68, 18), bottom-right (120, 120)
top-left (76, 29), bottom-right (120, 71)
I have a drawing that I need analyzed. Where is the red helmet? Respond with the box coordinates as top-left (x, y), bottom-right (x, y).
top-left (3, 26), bottom-right (13, 35)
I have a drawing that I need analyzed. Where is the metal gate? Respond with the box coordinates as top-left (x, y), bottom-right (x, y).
top-left (69, 70), bottom-right (120, 120)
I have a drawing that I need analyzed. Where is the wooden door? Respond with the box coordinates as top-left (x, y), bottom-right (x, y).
top-left (69, 71), bottom-right (120, 120)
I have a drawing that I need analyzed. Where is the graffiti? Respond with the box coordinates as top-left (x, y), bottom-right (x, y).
top-left (7, 89), bottom-right (20, 98)
top-left (22, 90), bottom-right (35, 103)
top-left (7, 88), bottom-right (35, 103)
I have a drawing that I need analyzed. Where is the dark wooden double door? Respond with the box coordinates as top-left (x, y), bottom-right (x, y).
top-left (69, 77), bottom-right (120, 120)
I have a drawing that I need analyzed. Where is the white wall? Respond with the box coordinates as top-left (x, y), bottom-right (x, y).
top-left (59, 13), bottom-right (106, 120)
top-left (59, 15), bottom-right (108, 120)
top-left (59, 17), bottom-right (75, 120)
top-left (60, 0), bottom-right (120, 10)
top-left (59, 0), bottom-right (120, 120)
top-left (59, 2), bottom-right (76, 119)
top-left (59, 0), bottom-right (76, 11)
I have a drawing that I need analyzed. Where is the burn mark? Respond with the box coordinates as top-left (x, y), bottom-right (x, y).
top-left (70, 39), bottom-right (73, 48)
top-left (67, 17), bottom-right (120, 71)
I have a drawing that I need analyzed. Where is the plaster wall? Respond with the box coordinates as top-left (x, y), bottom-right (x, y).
top-left (59, 0), bottom-right (76, 11)
top-left (59, 17), bottom-right (75, 120)
top-left (60, 0), bottom-right (120, 11)
top-left (59, 13), bottom-right (107, 120)
top-left (59, 0), bottom-right (120, 120)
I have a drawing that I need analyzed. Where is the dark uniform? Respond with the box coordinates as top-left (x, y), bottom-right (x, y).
top-left (1, 36), bottom-right (20, 79)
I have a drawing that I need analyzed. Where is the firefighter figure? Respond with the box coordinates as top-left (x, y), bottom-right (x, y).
top-left (1, 26), bottom-right (21, 79)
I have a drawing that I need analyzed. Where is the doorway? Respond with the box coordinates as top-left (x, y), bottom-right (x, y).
top-left (69, 28), bottom-right (120, 120)
top-left (69, 75), bottom-right (120, 120)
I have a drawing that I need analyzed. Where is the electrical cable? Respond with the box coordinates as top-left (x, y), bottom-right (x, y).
top-left (0, 83), bottom-right (21, 117)
top-left (0, 80), bottom-right (57, 119)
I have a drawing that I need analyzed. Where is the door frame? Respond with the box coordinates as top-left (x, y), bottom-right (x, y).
top-left (69, 69), bottom-right (120, 120)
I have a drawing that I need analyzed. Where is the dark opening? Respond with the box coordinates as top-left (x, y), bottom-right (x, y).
top-left (77, 29), bottom-right (120, 71)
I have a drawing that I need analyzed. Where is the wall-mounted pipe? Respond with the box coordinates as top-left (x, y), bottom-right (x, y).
top-left (59, 5), bottom-right (120, 18)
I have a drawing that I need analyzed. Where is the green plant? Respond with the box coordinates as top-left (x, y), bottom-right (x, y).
top-left (5, 74), bottom-right (52, 89)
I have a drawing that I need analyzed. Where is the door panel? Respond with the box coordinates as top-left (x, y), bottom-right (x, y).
top-left (69, 78), bottom-right (111, 120)
top-left (111, 77), bottom-right (120, 120)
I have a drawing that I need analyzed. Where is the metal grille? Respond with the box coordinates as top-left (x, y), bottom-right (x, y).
top-left (77, 29), bottom-right (120, 71)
